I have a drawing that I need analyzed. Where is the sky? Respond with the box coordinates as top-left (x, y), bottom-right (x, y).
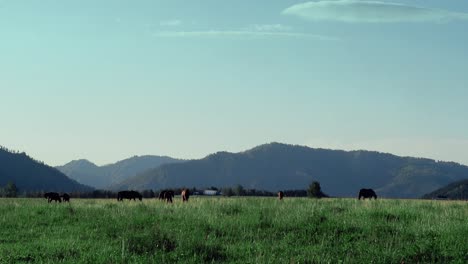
top-left (1, 0), bottom-right (468, 166)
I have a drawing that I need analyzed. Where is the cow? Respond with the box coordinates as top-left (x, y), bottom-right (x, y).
top-left (358, 189), bottom-right (377, 200)
top-left (44, 192), bottom-right (62, 203)
top-left (61, 193), bottom-right (70, 202)
top-left (278, 191), bottom-right (284, 200)
top-left (165, 190), bottom-right (174, 203)
top-left (181, 189), bottom-right (190, 202)
top-left (159, 190), bottom-right (174, 203)
top-left (158, 190), bottom-right (167, 201)
top-left (117, 191), bottom-right (142, 201)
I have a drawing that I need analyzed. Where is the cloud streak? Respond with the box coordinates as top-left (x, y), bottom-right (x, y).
top-left (247, 24), bottom-right (292, 32)
top-left (153, 30), bottom-right (337, 40)
top-left (283, 0), bottom-right (468, 23)
top-left (159, 19), bottom-right (182, 26)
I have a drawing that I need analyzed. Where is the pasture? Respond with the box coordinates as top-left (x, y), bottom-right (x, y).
top-left (0, 197), bottom-right (466, 263)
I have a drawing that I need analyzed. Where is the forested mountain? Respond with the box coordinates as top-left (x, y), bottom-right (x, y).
top-left (0, 147), bottom-right (92, 192)
top-left (57, 155), bottom-right (183, 189)
top-left (111, 143), bottom-right (468, 198)
top-left (422, 179), bottom-right (468, 200)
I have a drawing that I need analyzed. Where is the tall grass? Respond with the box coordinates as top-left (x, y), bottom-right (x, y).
top-left (0, 197), bottom-right (466, 263)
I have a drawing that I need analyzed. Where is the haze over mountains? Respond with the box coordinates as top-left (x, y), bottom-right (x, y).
top-left (0, 147), bottom-right (91, 192)
top-left (112, 143), bottom-right (468, 198)
top-left (56, 156), bottom-right (183, 189)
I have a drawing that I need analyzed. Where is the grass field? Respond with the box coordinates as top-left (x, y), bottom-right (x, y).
top-left (0, 197), bottom-right (466, 263)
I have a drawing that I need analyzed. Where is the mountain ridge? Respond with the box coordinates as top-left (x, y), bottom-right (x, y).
top-left (57, 155), bottom-right (183, 189)
top-left (0, 147), bottom-right (92, 192)
top-left (111, 142), bottom-right (468, 198)
top-left (422, 179), bottom-right (468, 200)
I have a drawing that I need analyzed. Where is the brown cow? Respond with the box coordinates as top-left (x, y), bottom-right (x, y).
top-left (278, 191), bottom-right (284, 200)
top-left (181, 189), bottom-right (190, 202)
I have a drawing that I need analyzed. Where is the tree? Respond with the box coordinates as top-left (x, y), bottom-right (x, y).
top-left (5, 182), bottom-right (18, 198)
top-left (234, 185), bottom-right (244, 196)
top-left (307, 181), bottom-right (325, 198)
top-left (222, 187), bottom-right (234, 197)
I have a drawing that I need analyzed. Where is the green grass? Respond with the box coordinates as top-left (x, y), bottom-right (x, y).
top-left (0, 197), bottom-right (466, 263)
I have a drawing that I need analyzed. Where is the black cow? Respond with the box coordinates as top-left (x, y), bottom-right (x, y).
top-left (358, 189), bottom-right (377, 200)
top-left (44, 192), bottom-right (62, 203)
top-left (159, 190), bottom-right (174, 203)
top-left (117, 191), bottom-right (142, 201)
top-left (158, 190), bottom-right (167, 201)
top-left (278, 191), bottom-right (284, 200)
top-left (61, 193), bottom-right (70, 202)
top-left (165, 190), bottom-right (174, 203)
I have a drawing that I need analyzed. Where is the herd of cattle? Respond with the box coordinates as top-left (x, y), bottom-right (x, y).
top-left (44, 192), bottom-right (70, 203)
top-left (114, 189), bottom-right (188, 203)
top-left (44, 188), bottom-right (377, 203)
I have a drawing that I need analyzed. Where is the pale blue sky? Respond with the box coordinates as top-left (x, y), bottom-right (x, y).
top-left (1, 0), bottom-right (468, 166)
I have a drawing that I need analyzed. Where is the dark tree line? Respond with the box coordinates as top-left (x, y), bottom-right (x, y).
top-left (220, 185), bottom-right (312, 197)
top-left (0, 180), bottom-right (327, 199)
top-left (0, 182), bottom-right (18, 197)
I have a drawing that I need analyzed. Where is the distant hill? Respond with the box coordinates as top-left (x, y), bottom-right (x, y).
top-left (111, 143), bottom-right (468, 198)
top-left (422, 179), bottom-right (468, 200)
top-left (57, 155), bottom-right (183, 189)
top-left (0, 147), bottom-right (92, 192)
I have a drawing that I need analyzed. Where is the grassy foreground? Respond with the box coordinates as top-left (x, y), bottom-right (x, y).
top-left (0, 197), bottom-right (466, 263)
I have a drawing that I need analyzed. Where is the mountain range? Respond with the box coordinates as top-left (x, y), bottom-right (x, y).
top-left (422, 179), bottom-right (468, 200)
top-left (3, 143), bottom-right (467, 198)
top-left (56, 155), bottom-right (183, 189)
top-left (0, 147), bottom-right (91, 192)
top-left (111, 143), bottom-right (468, 198)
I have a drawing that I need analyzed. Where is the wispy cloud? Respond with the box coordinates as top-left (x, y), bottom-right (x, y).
top-left (283, 0), bottom-right (468, 23)
top-left (159, 19), bottom-right (182, 27)
top-left (247, 24), bottom-right (293, 32)
top-left (153, 23), bottom-right (336, 40)
top-left (153, 30), bottom-right (337, 40)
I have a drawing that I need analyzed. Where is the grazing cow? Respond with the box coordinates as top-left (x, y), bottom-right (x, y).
top-left (278, 191), bottom-right (284, 200)
top-left (163, 190), bottom-right (174, 203)
top-left (117, 191), bottom-right (142, 201)
top-left (158, 190), bottom-right (174, 203)
top-left (358, 189), bottom-right (377, 200)
top-left (165, 190), bottom-right (174, 203)
top-left (44, 192), bottom-right (62, 203)
top-left (158, 190), bottom-right (167, 201)
top-left (181, 189), bottom-right (190, 202)
top-left (61, 193), bottom-right (70, 202)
